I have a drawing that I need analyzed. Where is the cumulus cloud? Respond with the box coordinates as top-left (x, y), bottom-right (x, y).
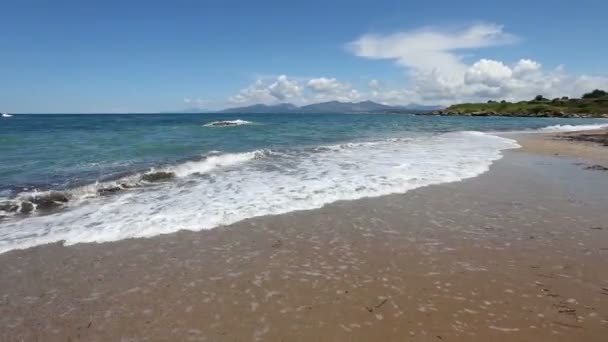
top-left (464, 59), bottom-right (512, 87)
top-left (224, 23), bottom-right (608, 107)
top-left (230, 75), bottom-right (363, 105)
top-left (348, 23), bottom-right (608, 105)
top-left (229, 75), bottom-right (302, 104)
top-left (307, 77), bottom-right (361, 102)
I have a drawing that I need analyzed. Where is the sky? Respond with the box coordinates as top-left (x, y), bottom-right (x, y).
top-left (1, 0), bottom-right (608, 113)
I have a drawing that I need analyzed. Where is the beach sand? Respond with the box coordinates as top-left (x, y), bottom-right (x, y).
top-left (1, 131), bottom-right (608, 341)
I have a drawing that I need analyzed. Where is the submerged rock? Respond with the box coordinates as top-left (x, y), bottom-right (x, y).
top-left (20, 201), bottom-right (34, 214)
top-left (585, 164), bottom-right (608, 171)
top-left (210, 121), bottom-right (239, 126)
top-left (0, 202), bottom-right (19, 213)
top-left (97, 186), bottom-right (122, 196)
top-left (141, 171), bottom-right (175, 182)
top-left (26, 191), bottom-right (70, 211)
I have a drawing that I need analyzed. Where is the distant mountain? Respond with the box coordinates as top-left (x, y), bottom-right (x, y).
top-left (297, 100), bottom-right (396, 114)
top-left (219, 103), bottom-right (298, 114)
top-left (217, 101), bottom-right (442, 114)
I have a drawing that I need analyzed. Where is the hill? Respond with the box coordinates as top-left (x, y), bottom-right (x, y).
top-left (217, 101), bottom-right (439, 114)
top-left (437, 90), bottom-right (608, 118)
top-left (219, 103), bottom-right (298, 114)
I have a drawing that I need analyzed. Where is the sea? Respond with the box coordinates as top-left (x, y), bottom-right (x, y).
top-left (1, 113), bottom-right (607, 253)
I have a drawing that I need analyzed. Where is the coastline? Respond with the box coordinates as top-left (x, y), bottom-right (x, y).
top-left (1, 130), bottom-right (608, 341)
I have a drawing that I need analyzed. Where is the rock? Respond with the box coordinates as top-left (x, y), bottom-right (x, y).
top-left (585, 165), bottom-right (608, 171)
top-left (20, 201), bottom-right (34, 214)
top-left (26, 191), bottom-right (70, 210)
top-left (141, 171), bottom-right (175, 182)
top-left (0, 202), bottom-right (19, 212)
top-left (97, 186), bottom-right (122, 196)
top-left (48, 191), bottom-right (70, 202)
top-left (204, 120), bottom-right (244, 127)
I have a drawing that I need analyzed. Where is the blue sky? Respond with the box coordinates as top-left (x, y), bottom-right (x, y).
top-left (1, 0), bottom-right (607, 113)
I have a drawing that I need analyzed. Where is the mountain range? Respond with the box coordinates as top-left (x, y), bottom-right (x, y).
top-left (172, 101), bottom-right (442, 114)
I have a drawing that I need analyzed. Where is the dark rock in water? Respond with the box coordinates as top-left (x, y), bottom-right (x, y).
top-left (48, 191), bottom-right (70, 202)
top-left (141, 171), bottom-right (175, 182)
top-left (585, 164), bottom-right (608, 171)
top-left (20, 201), bottom-right (34, 214)
top-left (210, 121), bottom-right (239, 127)
top-left (26, 191), bottom-right (70, 211)
top-left (29, 198), bottom-right (62, 210)
top-left (0, 202), bottom-right (19, 212)
top-left (97, 186), bottom-right (122, 196)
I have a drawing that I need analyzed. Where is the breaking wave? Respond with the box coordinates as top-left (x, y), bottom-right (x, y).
top-left (538, 123), bottom-right (608, 133)
top-left (0, 131), bottom-right (519, 253)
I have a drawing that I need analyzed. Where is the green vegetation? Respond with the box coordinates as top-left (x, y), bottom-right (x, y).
top-left (439, 89), bottom-right (608, 118)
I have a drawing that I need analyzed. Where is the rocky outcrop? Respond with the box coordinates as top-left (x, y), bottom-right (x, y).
top-left (26, 191), bottom-right (70, 211)
top-left (97, 186), bottom-right (123, 196)
top-left (20, 201), bottom-right (34, 214)
top-left (0, 202), bottom-right (19, 213)
top-left (431, 110), bottom-right (608, 118)
top-left (141, 171), bottom-right (175, 182)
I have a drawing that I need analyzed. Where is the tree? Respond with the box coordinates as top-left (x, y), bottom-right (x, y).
top-left (534, 95), bottom-right (548, 101)
top-left (582, 89), bottom-right (608, 99)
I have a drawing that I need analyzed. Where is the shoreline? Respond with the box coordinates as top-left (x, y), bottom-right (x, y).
top-left (513, 128), bottom-right (608, 165)
top-left (1, 130), bottom-right (608, 341)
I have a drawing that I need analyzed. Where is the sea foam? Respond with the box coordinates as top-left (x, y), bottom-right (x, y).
top-left (538, 123), bottom-right (608, 132)
top-left (0, 131), bottom-right (519, 253)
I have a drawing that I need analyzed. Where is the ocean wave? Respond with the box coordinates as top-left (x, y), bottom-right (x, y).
top-left (203, 119), bottom-right (254, 127)
top-left (0, 131), bottom-right (519, 253)
top-left (0, 150), bottom-right (265, 219)
top-left (538, 123), bottom-right (608, 133)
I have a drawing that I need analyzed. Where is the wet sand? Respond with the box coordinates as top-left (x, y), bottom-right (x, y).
top-left (1, 132), bottom-right (608, 341)
top-left (516, 128), bottom-right (608, 165)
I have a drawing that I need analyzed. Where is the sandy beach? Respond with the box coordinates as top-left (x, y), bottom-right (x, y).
top-left (1, 130), bottom-right (608, 341)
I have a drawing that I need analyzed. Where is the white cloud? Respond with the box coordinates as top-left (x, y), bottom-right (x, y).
top-left (512, 58), bottom-right (541, 77)
top-left (307, 77), bottom-right (361, 102)
top-left (223, 24), bottom-right (608, 108)
top-left (229, 75), bottom-right (302, 105)
top-left (349, 23), bottom-right (517, 80)
top-left (348, 23), bottom-right (608, 105)
top-left (230, 75), bottom-right (363, 105)
top-left (465, 59), bottom-right (513, 87)
top-left (268, 75), bottom-right (302, 101)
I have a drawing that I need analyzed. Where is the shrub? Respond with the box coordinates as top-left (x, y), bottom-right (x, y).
top-left (582, 89), bottom-right (607, 99)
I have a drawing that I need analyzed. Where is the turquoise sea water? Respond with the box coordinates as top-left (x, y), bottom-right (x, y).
top-left (2, 113), bottom-right (605, 196)
top-left (0, 113), bottom-right (606, 252)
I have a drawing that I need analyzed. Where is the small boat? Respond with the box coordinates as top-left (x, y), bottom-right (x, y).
top-left (2, 113), bottom-right (13, 118)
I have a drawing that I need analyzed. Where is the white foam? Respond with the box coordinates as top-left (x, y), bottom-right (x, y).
top-left (538, 123), bottom-right (608, 133)
top-left (0, 132), bottom-right (519, 253)
top-left (168, 151), bottom-right (263, 177)
top-left (203, 119), bottom-right (253, 127)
